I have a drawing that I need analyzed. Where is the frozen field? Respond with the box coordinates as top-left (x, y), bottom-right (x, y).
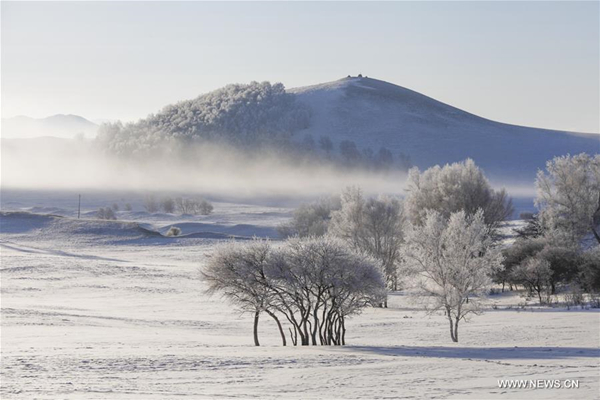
top-left (1, 204), bottom-right (599, 399)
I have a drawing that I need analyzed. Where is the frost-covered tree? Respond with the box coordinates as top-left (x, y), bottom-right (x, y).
top-left (203, 237), bottom-right (384, 347)
top-left (124, 203), bottom-right (132, 211)
top-left (202, 240), bottom-right (282, 346)
top-left (404, 209), bottom-right (503, 342)
top-left (330, 187), bottom-right (406, 295)
top-left (277, 196), bottom-right (341, 238)
top-left (405, 159), bottom-right (513, 235)
top-left (535, 153), bottom-right (600, 244)
top-left (268, 236), bottom-right (385, 345)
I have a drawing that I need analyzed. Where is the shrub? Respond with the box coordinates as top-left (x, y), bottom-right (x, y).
top-left (97, 207), bottom-right (117, 220)
top-left (161, 197), bottom-right (175, 213)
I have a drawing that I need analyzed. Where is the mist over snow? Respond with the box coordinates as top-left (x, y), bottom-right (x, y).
top-left (3, 76), bottom-right (593, 204)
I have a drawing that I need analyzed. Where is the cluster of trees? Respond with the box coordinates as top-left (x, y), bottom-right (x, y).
top-left (97, 82), bottom-right (310, 157)
top-left (306, 136), bottom-right (412, 172)
top-left (493, 154), bottom-right (600, 304)
top-left (144, 195), bottom-right (213, 215)
top-left (265, 159), bottom-right (510, 341)
top-left (203, 237), bottom-right (385, 346)
top-left (206, 154), bottom-right (598, 344)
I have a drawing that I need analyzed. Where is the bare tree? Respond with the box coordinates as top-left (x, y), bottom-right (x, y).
top-left (404, 209), bottom-right (503, 342)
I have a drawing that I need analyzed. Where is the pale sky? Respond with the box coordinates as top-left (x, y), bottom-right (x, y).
top-left (2, 1), bottom-right (599, 133)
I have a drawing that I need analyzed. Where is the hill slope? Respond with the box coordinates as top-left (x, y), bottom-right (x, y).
top-left (2, 114), bottom-right (98, 138)
top-left (290, 76), bottom-right (599, 183)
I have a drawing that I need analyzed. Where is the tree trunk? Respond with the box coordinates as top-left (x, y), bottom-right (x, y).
top-left (266, 310), bottom-right (286, 346)
top-left (453, 318), bottom-right (459, 343)
top-left (253, 311), bottom-right (260, 346)
top-left (289, 326), bottom-right (297, 346)
top-left (447, 307), bottom-right (456, 342)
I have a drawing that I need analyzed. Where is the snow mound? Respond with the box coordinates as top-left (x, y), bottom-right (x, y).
top-left (0, 212), bottom-right (162, 244)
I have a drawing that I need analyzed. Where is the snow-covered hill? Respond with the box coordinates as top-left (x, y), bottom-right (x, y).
top-left (290, 76), bottom-right (599, 183)
top-left (2, 114), bottom-right (98, 138)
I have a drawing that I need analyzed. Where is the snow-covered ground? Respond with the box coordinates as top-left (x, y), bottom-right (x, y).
top-left (1, 204), bottom-right (599, 399)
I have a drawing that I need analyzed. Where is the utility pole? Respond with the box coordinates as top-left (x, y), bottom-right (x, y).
top-left (78, 194), bottom-right (81, 219)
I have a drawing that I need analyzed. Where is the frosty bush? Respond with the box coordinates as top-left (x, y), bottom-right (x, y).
top-left (166, 226), bottom-right (182, 237)
top-left (405, 159), bottom-right (513, 235)
top-left (97, 207), bottom-right (117, 220)
top-left (202, 237), bottom-right (385, 346)
top-left (403, 209), bottom-right (503, 342)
